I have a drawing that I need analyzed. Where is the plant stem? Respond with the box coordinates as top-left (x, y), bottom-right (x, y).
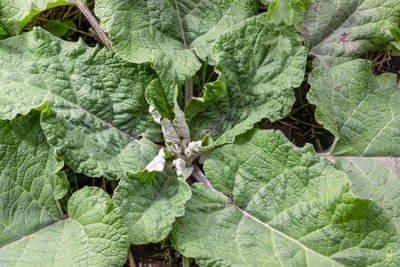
top-left (73, 0), bottom-right (113, 50)
top-left (192, 164), bottom-right (212, 188)
top-left (128, 248), bottom-right (136, 267)
top-left (184, 79), bottom-right (193, 105)
top-left (56, 199), bottom-right (65, 216)
top-left (192, 163), bottom-right (232, 204)
top-left (174, 0), bottom-right (193, 106)
top-left (182, 256), bottom-right (191, 267)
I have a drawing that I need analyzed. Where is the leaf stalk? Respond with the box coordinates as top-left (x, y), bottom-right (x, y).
top-left (73, 0), bottom-right (113, 50)
top-left (192, 163), bottom-right (232, 204)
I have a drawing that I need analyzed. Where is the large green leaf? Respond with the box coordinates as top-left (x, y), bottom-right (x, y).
top-left (0, 112), bottom-right (67, 247)
top-left (185, 15), bottom-right (306, 146)
top-left (0, 0), bottom-right (71, 35)
top-left (0, 28), bottom-right (160, 179)
top-left (332, 158), bottom-right (400, 235)
top-left (113, 169), bottom-right (191, 244)
top-left (308, 59), bottom-right (400, 241)
top-left (308, 59), bottom-right (400, 156)
top-left (0, 187), bottom-right (128, 266)
top-left (172, 129), bottom-right (400, 266)
top-left (95, 0), bottom-right (257, 83)
top-left (303, 0), bottom-right (400, 66)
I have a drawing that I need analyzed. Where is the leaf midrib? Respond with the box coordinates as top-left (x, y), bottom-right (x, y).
top-left (202, 160), bottom-right (341, 264)
top-left (0, 217), bottom-right (69, 249)
top-left (174, 0), bottom-right (189, 49)
top-left (5, 79), bottom-right (140, 141)
top-left (237, 207), bottom-right (343, 266)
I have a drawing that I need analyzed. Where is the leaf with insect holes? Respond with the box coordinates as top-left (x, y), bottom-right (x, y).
top-left (113, 168), bottom-right (191, 244)
top-left (0, 0), bottom-right (72, 35)
top-left (94, 0), bottom-right (258, 84)
top-left (0, 187), bottom-right (128, 267)
top-left (171, 129), bottom-right (400, 266)
top-left (0, 28), bottom-right (160, 180)
top-left (185, 15), bottom-right (306, 146)
top-left (303, 0), bottom-right (400, 66)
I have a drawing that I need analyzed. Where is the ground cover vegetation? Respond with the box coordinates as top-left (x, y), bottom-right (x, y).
top-left (0, 0), bottom-right (400, 266)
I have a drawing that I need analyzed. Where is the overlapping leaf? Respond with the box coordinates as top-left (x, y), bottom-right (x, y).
top-left (308, 59), bottom-right (400, 240)
top-left (334, 158), bottom-right (400, 234)
top-left (0, 114), bottom-right (127, 266)
top-left (95, 0), bottom-right (257, 83)
top-left (303, 0), bottom-right (400, 66)
top-left (308, 59), bottom-right (400, 156)
top-left (0, 0), bottom-right (71, 36)
top-left (172, 129), bottom-right (400, 266)
top-left (185, 15), bottom-right (306, 146)
top-left (0, 187), bottom-right (128, 266)
top-left (113, 169), bottom-right (191, 244)
top-left (0, 112), bottom-right (67, 247)
top-left (0, 28), bottom-right (160, 179)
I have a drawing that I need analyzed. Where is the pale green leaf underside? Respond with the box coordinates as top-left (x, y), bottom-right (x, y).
top-left (186, 15), bottom-right (306, 146)
top-left (0, 112), bottom-right (66, 247)
top-left (0, 0), bottom-right (71, 35)
top-left (308, 59), bottom-right (400, 156)
top-left (95, 0), bottom-right (257, 82)
top-left (0, 28), bottom-right (160, 179)
top-left (113, 169), bottom-right (191, 244)
top-left (303, 0), bottom-right (400, 66)
top-left (0, 187), bottom-right (128, 266)
top-left (172, 129), bottom-right (400, 266)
